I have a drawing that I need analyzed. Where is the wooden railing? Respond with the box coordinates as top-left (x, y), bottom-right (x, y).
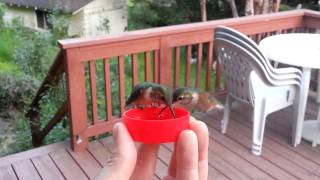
top-left (26, 9), bottom-right (320, 152)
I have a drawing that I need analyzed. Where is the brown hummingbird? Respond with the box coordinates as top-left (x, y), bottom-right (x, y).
top-left (172, 87), bottom-right (223, 112)
top-left (125, 82), bottom-right (176, 118)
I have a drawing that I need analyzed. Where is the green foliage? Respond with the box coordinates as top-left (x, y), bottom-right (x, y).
top-left (47, 10), bottom-right (71, 41)
top-left (128, 0), bottom-right (189, 30)
top-left (127, 0), bottom-right (232, 30)
top-left (283, 0), bottom-right (320, 10)
top-left (12, 27), bottom-right (58, 78)
top-left (0, 72), bottom-right (39, 111)
top-left (0, 2), bottom-right (6, 28)
top-left (0, 27), bottom-right (19, 64)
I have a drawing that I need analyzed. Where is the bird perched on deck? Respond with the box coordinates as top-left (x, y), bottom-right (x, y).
top-left (125, 82), bottom-right (176, 118)
top-left (172, 87), bottom-right (223, 112)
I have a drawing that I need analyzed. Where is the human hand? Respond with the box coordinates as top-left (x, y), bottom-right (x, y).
top-left (95, 116), bottom-right (209, 180)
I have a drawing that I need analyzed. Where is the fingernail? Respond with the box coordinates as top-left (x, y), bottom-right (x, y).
top-left (113, 123), bottom-right (120, 140)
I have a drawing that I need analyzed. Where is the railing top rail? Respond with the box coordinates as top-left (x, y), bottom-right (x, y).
top-left (58, 9), bottom-right (319, 50)
top-left (27, 51), bottom-right (64, 110)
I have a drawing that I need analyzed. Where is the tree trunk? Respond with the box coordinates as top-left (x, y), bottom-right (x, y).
top-left (245, 0), bottom-right (255, 16)
top-left (200, 0), bottom-right (207, 21)
top-left (273, 0), bottom-right (281, 12)
top-left (227, 0), bottom-right (239, 17)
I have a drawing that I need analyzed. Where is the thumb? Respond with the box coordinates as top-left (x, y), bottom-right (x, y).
top-left (95, 123), bottom-right (137, 180)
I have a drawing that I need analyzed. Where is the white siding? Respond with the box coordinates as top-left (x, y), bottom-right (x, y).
top-left (3, 6), bottom-right (37, 28)
top-left (79, 0), bottom-right (127, 37)
top-left (3, 0), bottom-right (128, 38)
top-left (69, 11), bottom-right (85, 37)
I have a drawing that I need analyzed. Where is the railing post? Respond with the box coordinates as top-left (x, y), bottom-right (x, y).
top-left (26, 107), bottom-right (42, 147)
top-left (64, 48), bottom-right (89, 152)
top-left (159, 36), bottom-right (172, 86)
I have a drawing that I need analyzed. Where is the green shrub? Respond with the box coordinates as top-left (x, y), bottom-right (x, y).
top-left (0, 2), bottom-right (6, 28)
top-left (0, 72), bottom-right (39, 111)
top-left (47, 10), bottom-right (71, 41)
top-left (12, 29), bottom-right (57, 78)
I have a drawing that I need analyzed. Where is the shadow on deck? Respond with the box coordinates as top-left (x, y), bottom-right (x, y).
top-left (1, 97), bottom-right (320, 180)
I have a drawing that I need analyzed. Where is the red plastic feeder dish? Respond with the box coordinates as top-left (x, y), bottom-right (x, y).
top-left (123, 107), bottom-right (190, 144)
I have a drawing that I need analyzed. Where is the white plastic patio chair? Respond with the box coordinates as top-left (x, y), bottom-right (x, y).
top-left (214, 26), bottom-right (301, 155)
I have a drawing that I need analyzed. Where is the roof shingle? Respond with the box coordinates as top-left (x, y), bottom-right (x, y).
top-left (0, 0), bottom-right (93, 12)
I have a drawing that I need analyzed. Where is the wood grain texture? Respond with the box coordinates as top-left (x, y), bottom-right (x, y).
top-left (64, 48), bottom-right (88, 151)
top-left (205, 41), bottom-right (213, 91)
top-left (118, 56), bottom-right (125, 115)
top-left (195, 43), bottom-right (203, 88)
top-left (31, 155), bottom-right (65, 180)
top-left (0, 165), bottom-right (17, 180)
top-left (174, 47), bottom-right (180, 88)
top-left (89, 61), bottom-right (98, 125)
top-left (104, 59), bottom-right (112, 121)
top-left (50, 149), bottom-right (89, 180)
top-left (3, 97), bottom-right (320, 180)
top-left (12, 160), bottom-right (41, 180)
top-left (145, 51), bottom-right (151, 82)
top-left (185, 45), bottom-right (192, 87)
top-left (131, 54), bottom-right (139, 87)
top-left (67, 148), bottom-right (102, 179)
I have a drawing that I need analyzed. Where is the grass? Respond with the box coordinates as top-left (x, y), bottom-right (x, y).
top-left (0, 27), bottom-right (20, 74)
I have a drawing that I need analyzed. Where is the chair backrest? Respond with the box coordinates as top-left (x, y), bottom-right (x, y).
top-left (214, 27), bottom-right (274, 106)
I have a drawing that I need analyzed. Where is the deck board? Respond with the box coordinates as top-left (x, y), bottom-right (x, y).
top-left (31, 155), bottom-right (65, 180)
top-left (49, 149), bottom-right (89, 180)
top-left (2, 99), bottom-right (320, 179)
top-left (0, 165), bottom-right (17, 180)
top-left (11, 160), bottom-right (41, 180)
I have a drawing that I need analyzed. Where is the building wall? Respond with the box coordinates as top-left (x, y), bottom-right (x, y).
top-left (3, 0), bottom-right (128, 38)
top-left (79, 0), bottom-right (127, 37)
top-left (68, 11), bottom-right (85, 37)
top-left (3, 6), bottom-right (37, 28)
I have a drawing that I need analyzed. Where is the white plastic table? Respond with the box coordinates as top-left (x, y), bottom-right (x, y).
top-left (259, 33), bottom-right (320, 147)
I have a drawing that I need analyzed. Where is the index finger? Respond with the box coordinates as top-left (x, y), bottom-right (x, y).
top-left (189, 116), bottom-right (209, 180)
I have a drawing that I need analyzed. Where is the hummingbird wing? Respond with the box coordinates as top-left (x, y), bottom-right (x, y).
top-left (125, 87), bottom-right (142, 107)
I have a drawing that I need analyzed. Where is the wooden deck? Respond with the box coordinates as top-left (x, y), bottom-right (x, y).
top-left (2, 97), bottom-right (320, 180)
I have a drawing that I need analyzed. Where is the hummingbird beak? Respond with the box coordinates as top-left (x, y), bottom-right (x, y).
top-left (156, 105), bottom-right (176, 119)
top-left (168, 105), bottom-right (176, 119)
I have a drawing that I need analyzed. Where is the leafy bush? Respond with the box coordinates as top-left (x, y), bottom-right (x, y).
top-left (0, 72), bottom-right (39, 111)
top-left (12, 26), bottom-right (58, 78)
top-left (0, 2), bottom-right (6, 28)
top-left (47, 10), bottom-right (71, 41)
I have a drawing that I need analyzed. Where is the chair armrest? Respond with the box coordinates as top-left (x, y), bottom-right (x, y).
top-left (272, 67), bottom-right (302, 77)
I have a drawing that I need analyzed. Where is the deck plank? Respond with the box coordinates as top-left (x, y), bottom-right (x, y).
top-left (0, 165), bottom-right (17, 180)
top-left (233, 106), bottom-right (320, 159)
top-left (204, 119), bottom-right (297, 179)
top-left (3, 98), bottom-right (320, 180)
top-left (11, 160), bottom-right (41, 180)
top-left (159, 143), bottom-right (229, 180)
top-left (0, 141), bottom-right (68, 167)
top-left (87, 140), bottom-right (110, 166)
top-left (67, 148), bottom-right (102, 179)
top-left (209, 138), bottom-right (273, 179)
top-left (155, 158), bottom-right (168, 179)
top-left (164, 143), bottom-right (250, 179)
top-left (204, 109), bottom-right (320, 179)
top-left (50, 149), bottom-right (89, 180)
top-left (31, 155), bottom-right (65, 180)
top-left (231, 107), bottom-right (320, 176)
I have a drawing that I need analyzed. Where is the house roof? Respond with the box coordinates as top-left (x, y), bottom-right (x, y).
top-left (0, 0), bottom-right (93, 13)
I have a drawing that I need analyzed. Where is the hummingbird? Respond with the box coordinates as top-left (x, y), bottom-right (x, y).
top-left (172, 87), bottom-right (224, 112)
top-left (125, 82), bottom-right (176, 118)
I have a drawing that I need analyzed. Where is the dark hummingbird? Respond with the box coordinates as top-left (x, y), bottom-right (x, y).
top-left (125, 82), bottom-right (176, 118)
top-left (172, 87), bottom-right (223, 112)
